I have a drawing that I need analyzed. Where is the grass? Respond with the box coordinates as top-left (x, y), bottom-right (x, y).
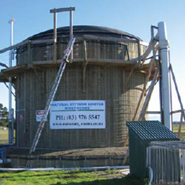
top-left (173, 124), bottom-right (185, 139)
top-left (0, 169), bottom-right (148, 185)
top-left (0, 126), bottom-right (8, 144)
top-left (0, 124), bottom-right (183, 184)
top-left (173, 124), bottom-right (185, 132)
top-left (0, 127), bottom-right (8, 139)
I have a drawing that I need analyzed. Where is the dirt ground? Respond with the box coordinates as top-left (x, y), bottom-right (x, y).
top-left (42, 147), bottom-right (128, 157)
top-left (7, 147), bottom-right (128, 157)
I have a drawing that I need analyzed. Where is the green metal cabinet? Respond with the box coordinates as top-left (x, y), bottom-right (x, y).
top-left (126, 121), bottom-right (179, 178)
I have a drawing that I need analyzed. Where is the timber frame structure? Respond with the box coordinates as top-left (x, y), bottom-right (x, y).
top-left (1, 23), bottom-right (184, 137)
top-left (0, 13), bottom-right (185, 168)
top-left (0, 24), bottom-right (153, 150)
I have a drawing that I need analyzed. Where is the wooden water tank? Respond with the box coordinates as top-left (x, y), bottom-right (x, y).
top-left (14, 26), bottom-right (147, 149)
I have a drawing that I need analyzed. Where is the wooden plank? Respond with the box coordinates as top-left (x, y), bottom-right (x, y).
top-left (31, 39), bottom-right (53, 44)
top-left (137, 39), bottom-right (141, 63)
top-left (31, 58), bottom-right (137, 65)
top-left (140, 39), bottom-right (158, 64)
top-left (171, 109), bottom-right (185, 114)
top-left (170, 64), bottom-right (185, 123)
top-left (1, 64), bottom-right (27, 72)
top-left (29, 70), bottom-right (34, 147)
top-left (83, 35), bottom-right (138, 43)
top-left (125, 45), bottom-right (130, 61)
top-left (82, 40), bottom-right (88, 93)
top-left (138, 68), bottom-right (159, 121)
top-left (27, 42), bottom-right (32, 67)
top-left (178, 112), bottom-right (183, 137)
top-left (53, 11), bottom-right (57, 64)
top-left (25, 71), bottom-right (30, 146)
top-left (0, 75), bottom-right (9, 82)
top-left (33, 69), bottom-right (45, 95)
top-left (0, 39), bottom-right (53, 54)
top-left (128, 39), bottom-right (158, 64)
top-left (133, 60), bottom-right (156, 120)
top-left (0, 40), bottom-right (29, 54)
top-left (124, 68), bottom-right (134, 89)
top-left (50, 7), bottom-right (75, 13)
top-left (145, 111), bottom-right (161, 114)
top-left (123, 147), bottom-right (129, 164)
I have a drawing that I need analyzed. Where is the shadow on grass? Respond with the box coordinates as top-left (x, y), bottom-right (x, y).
top-left (51, 174), bottom-right (148, 185)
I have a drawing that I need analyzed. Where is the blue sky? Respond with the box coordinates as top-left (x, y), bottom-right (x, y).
top-left (0, 0), bottom-right (185, 120)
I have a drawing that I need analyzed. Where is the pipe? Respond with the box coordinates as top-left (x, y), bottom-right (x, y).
top-left (0, 165), bottom-right (129, 172)
top-left (159, 53), bottom-right (164, 124)
top-left (0, 144), bottom-right (14, 147)
top-left (0, 159), bottom-right (11, 164)
top-left (151, 25), bottom-right (164, 124)
top-left (8, 18), bottom-right (15, 144)
top-left (148, 166), bottom-right (153, 185)
top-left (158, 22), bottom-right (172, 130)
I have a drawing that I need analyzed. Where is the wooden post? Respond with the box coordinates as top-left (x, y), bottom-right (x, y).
top-left (178, 111), bottom-right (183, 138)
top-left (137, 39), bottom-right (141, 64)
top-left (124, 68), bottom-right (134, 89)
top-left (70, 9), bottom-right (73, 62)
top-left (83, 40), bottom-right (88, 92)
top-left (138, 68), bottom-right (159, 121)
top-left (123, 147), bottom-right (129, 165)
top-left (53, 12), bottom-right (57, 63)
top-left (27, 41), bottom-right (32, 64)
top-left (170, 64), bottom-right (185, 124)
top-left (133, 60), bottom-right (155, 121)
top-left (33, 68), bottom-right (45, 95)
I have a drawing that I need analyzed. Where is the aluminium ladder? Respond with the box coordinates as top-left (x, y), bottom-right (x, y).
top-left (29, 37), bottom-right (76, 154)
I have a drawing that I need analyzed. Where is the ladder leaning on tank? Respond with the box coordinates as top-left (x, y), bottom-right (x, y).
top-left (29, 37), bottom-right (76, 155)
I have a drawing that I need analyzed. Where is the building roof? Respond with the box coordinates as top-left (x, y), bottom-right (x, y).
top-left (27, 25), bottom-right (142, 41)
top-left (126, 121), bottom-right (179, 141)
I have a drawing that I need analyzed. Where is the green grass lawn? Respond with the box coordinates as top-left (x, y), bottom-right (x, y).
top-left (173, 124), bottom-right (185, 139)
top-left (0, 129), bottom-right (8, 139)
top-left (0, 127), bottom-right (8, 144)
top-left (173, 124), bottom-right (185, 132)
top-left (0, 169), bottom-right (148, 185)
top-left (0, 125), bottom-right (183, 185)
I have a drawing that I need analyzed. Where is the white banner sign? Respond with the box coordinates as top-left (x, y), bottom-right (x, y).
top-left (50, 100), bottom-right (106, 129)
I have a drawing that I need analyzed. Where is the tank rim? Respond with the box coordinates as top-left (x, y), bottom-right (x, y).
top-left (26, 25), bottom-right (142, 41)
